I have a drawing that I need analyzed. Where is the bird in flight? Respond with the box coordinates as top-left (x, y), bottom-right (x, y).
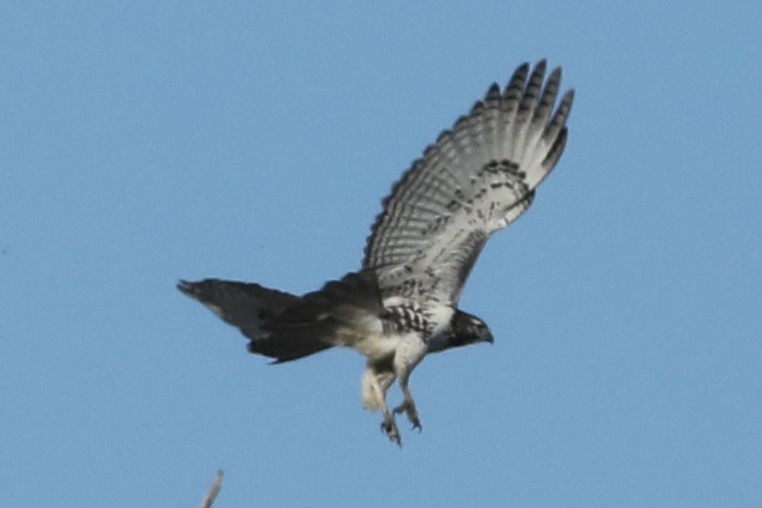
top-left (178, 60), bottom-right (574, 446)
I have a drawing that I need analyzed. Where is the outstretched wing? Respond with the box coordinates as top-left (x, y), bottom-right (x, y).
top-left (363, 61), bottom-right (574, 305)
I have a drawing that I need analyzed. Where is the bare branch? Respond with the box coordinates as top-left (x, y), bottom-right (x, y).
top-left (200, 470), bottom-right (224, 508)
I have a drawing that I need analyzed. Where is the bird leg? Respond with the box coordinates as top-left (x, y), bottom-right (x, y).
top-left (377, 378), bottom-right (402, 446)
top-left (392, 334), bottom-right (427, 432)
top-left (361, 362), bottom-right (402, 446)
top-left (380, 407), bottom-right (401, 446)
top-left (393, 380), bottom-right (422, 431)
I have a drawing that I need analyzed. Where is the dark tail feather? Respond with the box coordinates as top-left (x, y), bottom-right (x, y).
top-left (177, 278), bottom-right (333, 363)
top-left (270, 271), bottom-right (382, 325)
top-left (258, 271), bottom-right (384, 362)
top-left (249, 328), bottom-right (335, 364)
top-left (177, 278), bottom-right (298, 329)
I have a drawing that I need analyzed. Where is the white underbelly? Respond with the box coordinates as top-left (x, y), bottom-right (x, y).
top-left (351, 332), bottom-right (401, 360)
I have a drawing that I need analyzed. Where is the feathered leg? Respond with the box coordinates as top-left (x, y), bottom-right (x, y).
top-left (392, 334), bottom-right (428, 432)
top-left (361, 361), bottom-right (400, 445)
top-left (393, 377), bottom-right (421, 431)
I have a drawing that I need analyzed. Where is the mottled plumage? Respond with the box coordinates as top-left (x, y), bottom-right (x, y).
top-left (178, 60), bottom-right (574, 445)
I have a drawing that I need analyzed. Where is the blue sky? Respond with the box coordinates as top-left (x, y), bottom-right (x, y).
top-left (2, 1), bottom-right (761, 506)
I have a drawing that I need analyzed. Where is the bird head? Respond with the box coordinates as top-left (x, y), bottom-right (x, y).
top-left (444, 309), bottom-right (494, 349)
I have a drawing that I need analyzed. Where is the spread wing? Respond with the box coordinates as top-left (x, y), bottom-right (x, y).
top-left (363, 61), bottom-right (574, 305)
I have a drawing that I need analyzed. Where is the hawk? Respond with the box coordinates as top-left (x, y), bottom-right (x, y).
top-left (178, 61), bottom-right (574, 446)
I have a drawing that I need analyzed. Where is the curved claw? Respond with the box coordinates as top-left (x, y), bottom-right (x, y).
top-left (381, 415), bottom-right (402, 447)
top-left (394, 400), bottom-right (422, 432)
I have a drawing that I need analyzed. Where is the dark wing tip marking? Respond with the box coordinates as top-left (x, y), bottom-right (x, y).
top-left (543, 88), bottom-right (575, 144)
top-left (543, 126), bottom-right (569, 170)
top-left (484, 82), bottom-right (501, 101)
top-left (517, 61), bottom-right (548, 120)
top-left (533, 66), bottom-right (562, 125)
top-left (503, 62), bottom-right (530, 101)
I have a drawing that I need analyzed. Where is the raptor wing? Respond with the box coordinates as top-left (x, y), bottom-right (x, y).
top-left (363, 61), bottom-right (574, 306)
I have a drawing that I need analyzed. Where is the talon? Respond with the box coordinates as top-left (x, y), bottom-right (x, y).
top-left (381, 414), bottom-right (402, 446)
top-left (394, 399), bottom-right (422, 432)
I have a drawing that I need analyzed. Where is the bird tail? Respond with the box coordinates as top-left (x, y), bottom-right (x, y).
top-left (259, 271), bottom-right (384, 361)
top-left (177, 278), bottom-right (334, 363)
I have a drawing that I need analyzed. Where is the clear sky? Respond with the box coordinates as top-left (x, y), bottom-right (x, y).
top-left (2, 1), bottom-right (761, 506)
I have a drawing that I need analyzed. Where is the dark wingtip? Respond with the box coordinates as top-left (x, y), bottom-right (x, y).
top-left (484, 82), bottom-right (501, 101)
